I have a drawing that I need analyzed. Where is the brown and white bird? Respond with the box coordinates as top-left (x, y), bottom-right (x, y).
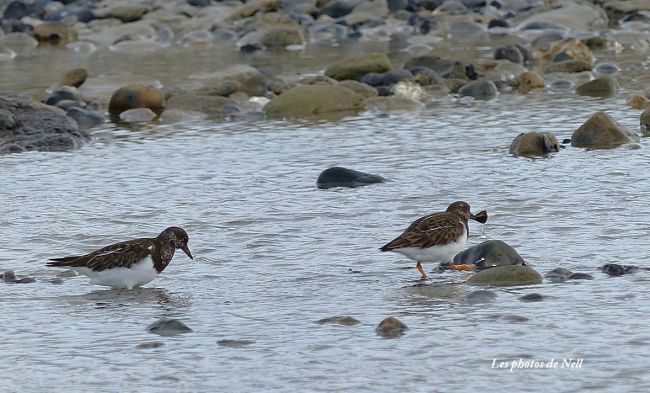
top-left (47, 227), bottom-right (193, 289)
top-left (380, 201), bottom-right (487, 279)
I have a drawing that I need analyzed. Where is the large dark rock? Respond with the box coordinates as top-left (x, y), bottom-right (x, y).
top-left (317, 167), bottom-right (386, 189)
top-left (0, 97), bottom-right (88, 154)
top-left (509, 132), bottom-right (560, 156)
top-left (453, 240), bottom-right (525, 269)
top-left (571, 111), bottom-right (639, 148)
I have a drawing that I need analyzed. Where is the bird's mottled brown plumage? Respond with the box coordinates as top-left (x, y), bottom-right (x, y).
top-left (47, 227), bottom-right (192, 273)
top-left (380, 201), bottom-right (485, 252)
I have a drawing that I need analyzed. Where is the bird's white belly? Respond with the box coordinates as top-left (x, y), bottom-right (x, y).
top-left (393, 232), bottom-right (468, 263)
top-left (71, 256), bottom-right (159, 289)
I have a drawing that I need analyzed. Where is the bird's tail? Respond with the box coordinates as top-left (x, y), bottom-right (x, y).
top-left (46, 256), bottom-right (78, 267)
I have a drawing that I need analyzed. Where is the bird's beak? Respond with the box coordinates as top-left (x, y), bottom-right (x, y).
top-left (182, 245), bottom-right (194, 260)
top-left (470, 210), bottom-right (488, 224)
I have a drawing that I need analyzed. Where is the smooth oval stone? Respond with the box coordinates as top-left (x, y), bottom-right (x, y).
top-left (520, 293), bottom-right (545, 302)
top-left (317, 167), bottom-right (386, 189)
top-left (468, 265), bottom-right (542, 286)
top-left (146, 319), bottom-right (192, 336)
top-left (466, 290), bottom-right (497, 304)
top-left (376, 317), bottom-right (407, 338)
top-left (217, 339), bottom-right (255, 348)
top-left (108, 84), bottom-right (165, 116)
top-left (316, 316), bottom-right (361, 325)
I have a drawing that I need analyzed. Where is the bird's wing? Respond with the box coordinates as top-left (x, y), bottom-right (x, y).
top-left (381, 212), bottom-right (465, 250)
top-left (49, 239), bottom-right (153, 271)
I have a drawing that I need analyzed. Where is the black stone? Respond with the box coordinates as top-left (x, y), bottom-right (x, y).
top-left (188, 0), bottom-right (212, 6)
top-left (240, 43), bottom-right (264, 53)
top-left (361, 69), bottom-right (413, 87)
top-left (453, 240), bottom-right (525, 269)
top-left (146, 319), bottom-right (193, 336)
top-left (316, 167), bottom-right (386, 189)
top-left (520, 293), bottom-right (544, 302)
top-left (488, 19), bottom-right (509, 28)
top-left (601, 263), bottom-right (639, 277)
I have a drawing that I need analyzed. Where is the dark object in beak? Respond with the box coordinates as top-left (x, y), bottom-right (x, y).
top-left (181, 244), bottom-right (194, 260)
top-left (471, 210), bottom-right (488, 224)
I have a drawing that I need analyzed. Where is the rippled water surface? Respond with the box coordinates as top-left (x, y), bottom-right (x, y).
top-left (3, 92), bottom-right (650, 392)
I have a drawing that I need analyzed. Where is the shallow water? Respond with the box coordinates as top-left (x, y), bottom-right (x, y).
top-left (3, 23), bottom-right (650, 390)
top-left (2, 89), bottom-right (650, 391)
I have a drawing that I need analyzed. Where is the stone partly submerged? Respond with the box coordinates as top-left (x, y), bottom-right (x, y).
top-left (467, 265), bottom-right (543, 286)
top-left (264, 85), bottom-right (365, 119)
top-left (575, 75), bottom-right (619, 98)
top-left (316, 167), bottom-right (386, 189)
top-left (509, 131), bottom-right (560, 156)
top-left (324, 52), bottom-right (392, 81)
top-left (376, 317), bottom-right (407, 338)
top-left (0, 97), bottom-right (88, 154)
top-left (146, 319), bottom-right (193, 336)
top-left (453, 240), bottom-right (526, 269)
top-left (571, 111), bottom-right (639, 148)
top-left (108, 84), bottom-right (165, 117)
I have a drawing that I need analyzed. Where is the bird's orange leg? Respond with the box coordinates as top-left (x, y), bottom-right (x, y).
top-left (416, 262), bottom-right (428, 279)
top-left (449, 263), bottom-right (476, 271)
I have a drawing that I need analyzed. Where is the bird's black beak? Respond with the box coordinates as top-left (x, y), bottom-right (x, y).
top-left (470, 210), bottom-right (488, 224)
top-left (181, 244), bottom-right (194, 260)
